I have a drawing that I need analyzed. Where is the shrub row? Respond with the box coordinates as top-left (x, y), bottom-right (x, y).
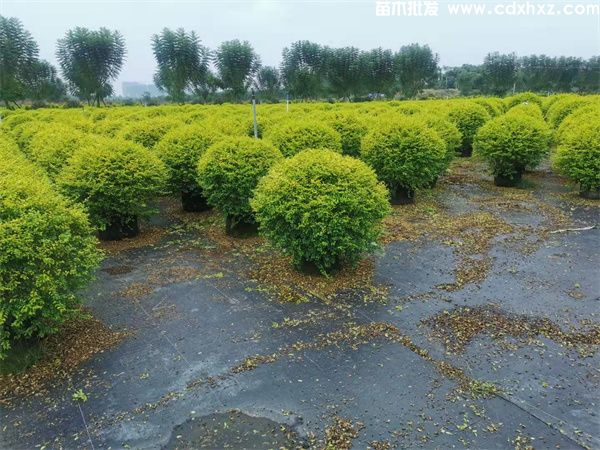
top-left (0, 134), bottom-right (101, 359)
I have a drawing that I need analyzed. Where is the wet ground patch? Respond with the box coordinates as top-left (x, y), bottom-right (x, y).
top-left (164, 410), bottom-right (307, 449)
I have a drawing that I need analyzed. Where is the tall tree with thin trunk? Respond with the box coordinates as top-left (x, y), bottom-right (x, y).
top-left (0, 16), bottom-right (39, 108)
top-left (57, 27), bottom-right (125, 106)
top-left (361, 48), bottom-right (396, 98)
top-left (482, 52), bottom-right (518, 95)
top-left (214, 39), bottom-right (260, 101)
top-left (254, 66), bottom-right (281, 102)
top-left (152, 28), bottom-right (209, 103)
top-left (25, 60), bottom-right (66, 102)
top-left (324, 46), bottom-right (362, 100)
top-left (395, 43), bottom-right (439, 98)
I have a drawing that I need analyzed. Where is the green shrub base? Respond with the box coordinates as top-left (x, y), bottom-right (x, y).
top-left (459, 144), bottom-right (472, 157)
top-left (580, 187), bottom-right (600, 200)
top-left (0, 338), bottom-right (45, 375)
top-left (390, 186), bottom-right (416, 205)
top-left (181, 189), bottom-right (211, 212)
top-left (494, 171), bottom-right (523, 188)
top-left (225, 216), bottom-right (259, 238)
top-left (98, 216), bottom-right (140, 241)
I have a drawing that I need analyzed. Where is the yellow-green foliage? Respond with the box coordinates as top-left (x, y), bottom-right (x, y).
top-left (155, 125), bottom-right (221, 194)
top-left (553, 120), bottom-right (600, 192)
top-left (28, 125), bottom-right (93, 179)
top-left (361, 116), bottom-right (447, 192)
top-left (93, 118), bottom-right (125, 137)
top-left (473, 98), bottom-right (503, 117)
top-left (11, 121), bottom-right (51, 152)
top-left (200, 114), bottom-right (247, 136)
top-left (505, 103), bottom-right (544, 121)
top-left (0, 135), bottom-right (101, 359)
top-left (416, 113), bottom-right (462, 167)
top-left (447, 102), bottom-right (491, 152)
top-left (197, 136), bottom-right (282, 224)
top-left (325, 112), bottom-right (368, 157)
top-left (474, 112), bottom-right (551, 180)
top-left (252, 149), bottom-right (390, 274)
top-left (266, 120), bottom-right (342, 157)
top-left (504, 92), bottom-right (543, 110)
top-left (58, 138), bottom-right (168, 229)
top-left (556, 105), bottom-right (600, 144)
top-left (541, 94), bottom-right (570, 116)
top-left (119, 117), bottom-right (181, 148)
top-left (546, 96), bottom-right (593, 129)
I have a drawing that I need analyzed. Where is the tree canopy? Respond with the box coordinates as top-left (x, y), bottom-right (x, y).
top-left (57, 27), bottom-right (125, 105)
top-left (152, 28), bottom-right (209, 103)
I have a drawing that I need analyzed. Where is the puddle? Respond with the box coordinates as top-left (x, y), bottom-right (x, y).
top-left (163, 410), bottom-right (307, 449)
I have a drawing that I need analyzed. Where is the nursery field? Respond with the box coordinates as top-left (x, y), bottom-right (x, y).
top-left (1, 94), bottom-right (599, 449)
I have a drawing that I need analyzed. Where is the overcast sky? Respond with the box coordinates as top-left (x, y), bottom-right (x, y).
top-left (2, 0), bottom-right (599, 94)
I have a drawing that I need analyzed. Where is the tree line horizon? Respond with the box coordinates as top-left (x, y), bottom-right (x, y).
top-left (1, 16), bottom-right (598, 108)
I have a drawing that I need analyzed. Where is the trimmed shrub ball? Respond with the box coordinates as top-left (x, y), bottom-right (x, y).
top-left (119, 117), bottom-right (181, 148)
top-left (0, 136), bottom-right (101, 359)
top-left (417, 114), bottom-right (462, 177)
top-left (473, 98), bottom-right (503, 117)
top-left (266, 120), bottom-right (342, 157)
top-left (155, 125), bottom-right (221, 212)
top-left (197, 136), bottom-right (283, 234)
top-left (556, 106), bottom-right (600, 144)
top-left (553, 120), bottom-right (600, 199)
top-left (447, 102), bottom-right (491, 157)
top-left (251, 149), bottom-right (390, 274)
top-left (546, 96), bottom-right (593, 129)
top-left (57, 137), bottom-right (168, 240)
top-left (473, 112), bottom-right (551, 187)
top-left (28, 124), bottom-right (93, 179)
top-left (504, 92), bottom-right (543, 110)
top-left (326, 112), bottom-right (369, 157)
top-left (505, 103), bottom-right (544, 121)
top-left (360, 117), bottom-right (447, 204)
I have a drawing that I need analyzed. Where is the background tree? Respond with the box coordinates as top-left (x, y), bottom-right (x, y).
top-left (193, 70), bottom-right (222, 103)
top-left (361, 48), bottom-right (396, 97)
top-left (254, 66), bottom-right (281, 102)
top-left (214, 39), bottom-right (260, 101)
top-left (281, 41), bottom-right (326, 100)
top-left (324, 46), bottom-right (363, 100)
top-left (554, 56), bottom-right (584, 92)
top-left (0, 16), bottom-right (39, 108)
top-left (152, 28), bottom-right (209, 103)
top-left (577, 56), bottom-right (600, 93)
top-left (455, 65), bottom-right (485, 95)
top-left (482, 52), bottom-right (518, 95)
top-left (57, 27), bottom-right (125, 106)
top-left (517, 54), bottom-right (553, 92)
top-left (25, 60), bottom-right (66, 103)
top-left (394, 43), bottom-right (439, 98)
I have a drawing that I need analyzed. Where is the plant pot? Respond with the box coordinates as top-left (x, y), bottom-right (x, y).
top-left (580, 187), bottom-right (600, 200)
top-left (225, 216), bottom-right (258, 238)
top-left (181, 190), bottom-right (211, 212)
top-left (494, 171), bottom-right (523, 187)
top-left (390, 186), bottom-right (415, 205)
top-left (98, 216), bottom-right (139, 241)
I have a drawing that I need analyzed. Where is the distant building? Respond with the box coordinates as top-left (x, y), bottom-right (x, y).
top-left (122, 82), bottom-right (161, 98)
